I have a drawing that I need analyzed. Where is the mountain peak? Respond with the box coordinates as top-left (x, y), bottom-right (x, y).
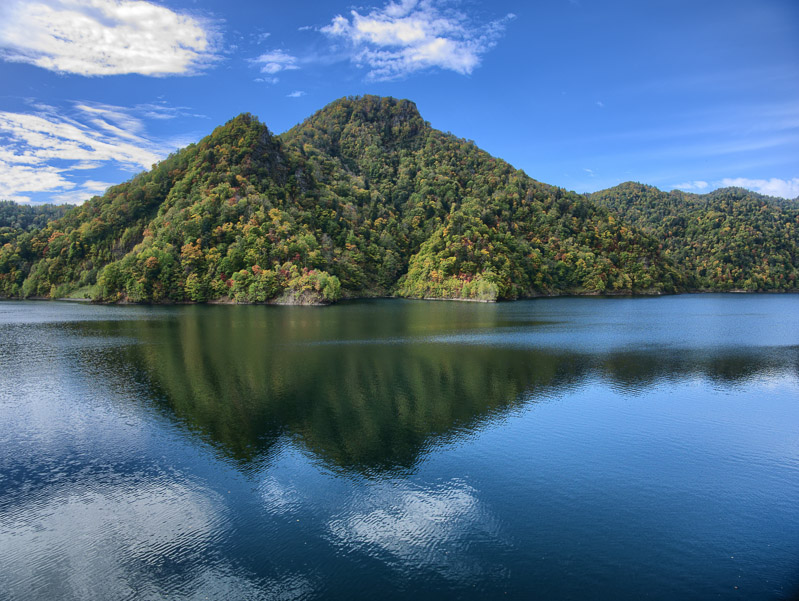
top-left (204, 112), bottom-right (273, 148)
top-left (282, 95), bottom-right (428, 156)
top-left (317, 95), bottom-right (422, 124)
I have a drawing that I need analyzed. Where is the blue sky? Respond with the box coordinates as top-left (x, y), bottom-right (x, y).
top-left (0, 0), bottom-right (797, 204)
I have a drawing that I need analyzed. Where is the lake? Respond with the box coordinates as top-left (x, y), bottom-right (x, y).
top-left (1, 295), bottom-right (797, 600)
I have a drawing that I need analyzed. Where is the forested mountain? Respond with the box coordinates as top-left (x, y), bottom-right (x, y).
top-left (0, 201), bottom-right (70, 241)
top-left (589, 183), bottom-right (799, 291)
top-left (0, 96), bottom-right (794, 303)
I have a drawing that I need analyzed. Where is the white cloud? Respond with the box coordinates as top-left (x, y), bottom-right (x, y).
top-left (252, 49), bottom-right (299, 75)
top-left (321, 0), bottom-right (514, 80)
top-left (0, 0), bottom-right (218, 76)
top-left (671, 177), bottom-right (799, 199)
top-left (719, 177), bottom-right (799, 200)
top-left (674, 180), bottom-right (710, 191)
top-left (0, 109), bottom-right (160, 168)
top-left (51, 180), bottom-right (115, 205)
top-left (287, 91), bottom-right (306, 98)
top-left (0, 102), bottom-right (182, 203)
top-left (0, 162), bottom-right (76, 199)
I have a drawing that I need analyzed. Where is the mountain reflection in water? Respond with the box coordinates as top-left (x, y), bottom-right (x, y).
top-left (60, 299), bottom-right (798, 472)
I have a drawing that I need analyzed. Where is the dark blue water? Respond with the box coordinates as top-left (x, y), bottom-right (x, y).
top-left (1, 295), bottom-right (797, 600)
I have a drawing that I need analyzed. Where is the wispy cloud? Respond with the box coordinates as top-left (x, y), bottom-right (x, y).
top-left (134, 101), bottom-right (208, 121)
top-left (321, 0), bottom-right (514, 80)
top-left (252, 49), bottom-right (299, 75)
top-left (287, 91), bottom-right (306, 98)
top-left (674, 180), bottom-right (709, 191)
top-left (51, 180), bottom-right (116, 205)
top-left (672, 177), bottom-right (799, 199)
top-left (0, 102), bottom-right (183, 204)
top-left (0, 0), bottom-right (219, 76)
top-left (0, 107), bottom-right (160, 168)
top-left (618, 64), bottom-right (798, 99)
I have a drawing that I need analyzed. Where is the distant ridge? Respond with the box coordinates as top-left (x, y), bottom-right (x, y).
top-left (0, 96), bottom-right (796, 303)
top-left (589, 182), bottom-right (798, 291)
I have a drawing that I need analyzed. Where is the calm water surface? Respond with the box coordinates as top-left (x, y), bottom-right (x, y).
top-left (1, 295), bottom-right (797, 600)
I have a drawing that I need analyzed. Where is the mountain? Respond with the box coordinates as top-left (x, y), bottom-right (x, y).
top-left (589, 182), bottom-right (799, 291)
top-left (0, 96), bottom-right (793, 303)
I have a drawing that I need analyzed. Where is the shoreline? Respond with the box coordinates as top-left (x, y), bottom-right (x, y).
top-left (2, 288), bottom-right (797, 306)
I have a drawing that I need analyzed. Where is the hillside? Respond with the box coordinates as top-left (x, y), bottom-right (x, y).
top-left (0, 201), bottom-right (71, 243)
top-left (1, 96), bottom-right (793, 303)
top-left (589, 183), bottom-right (799, 291)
